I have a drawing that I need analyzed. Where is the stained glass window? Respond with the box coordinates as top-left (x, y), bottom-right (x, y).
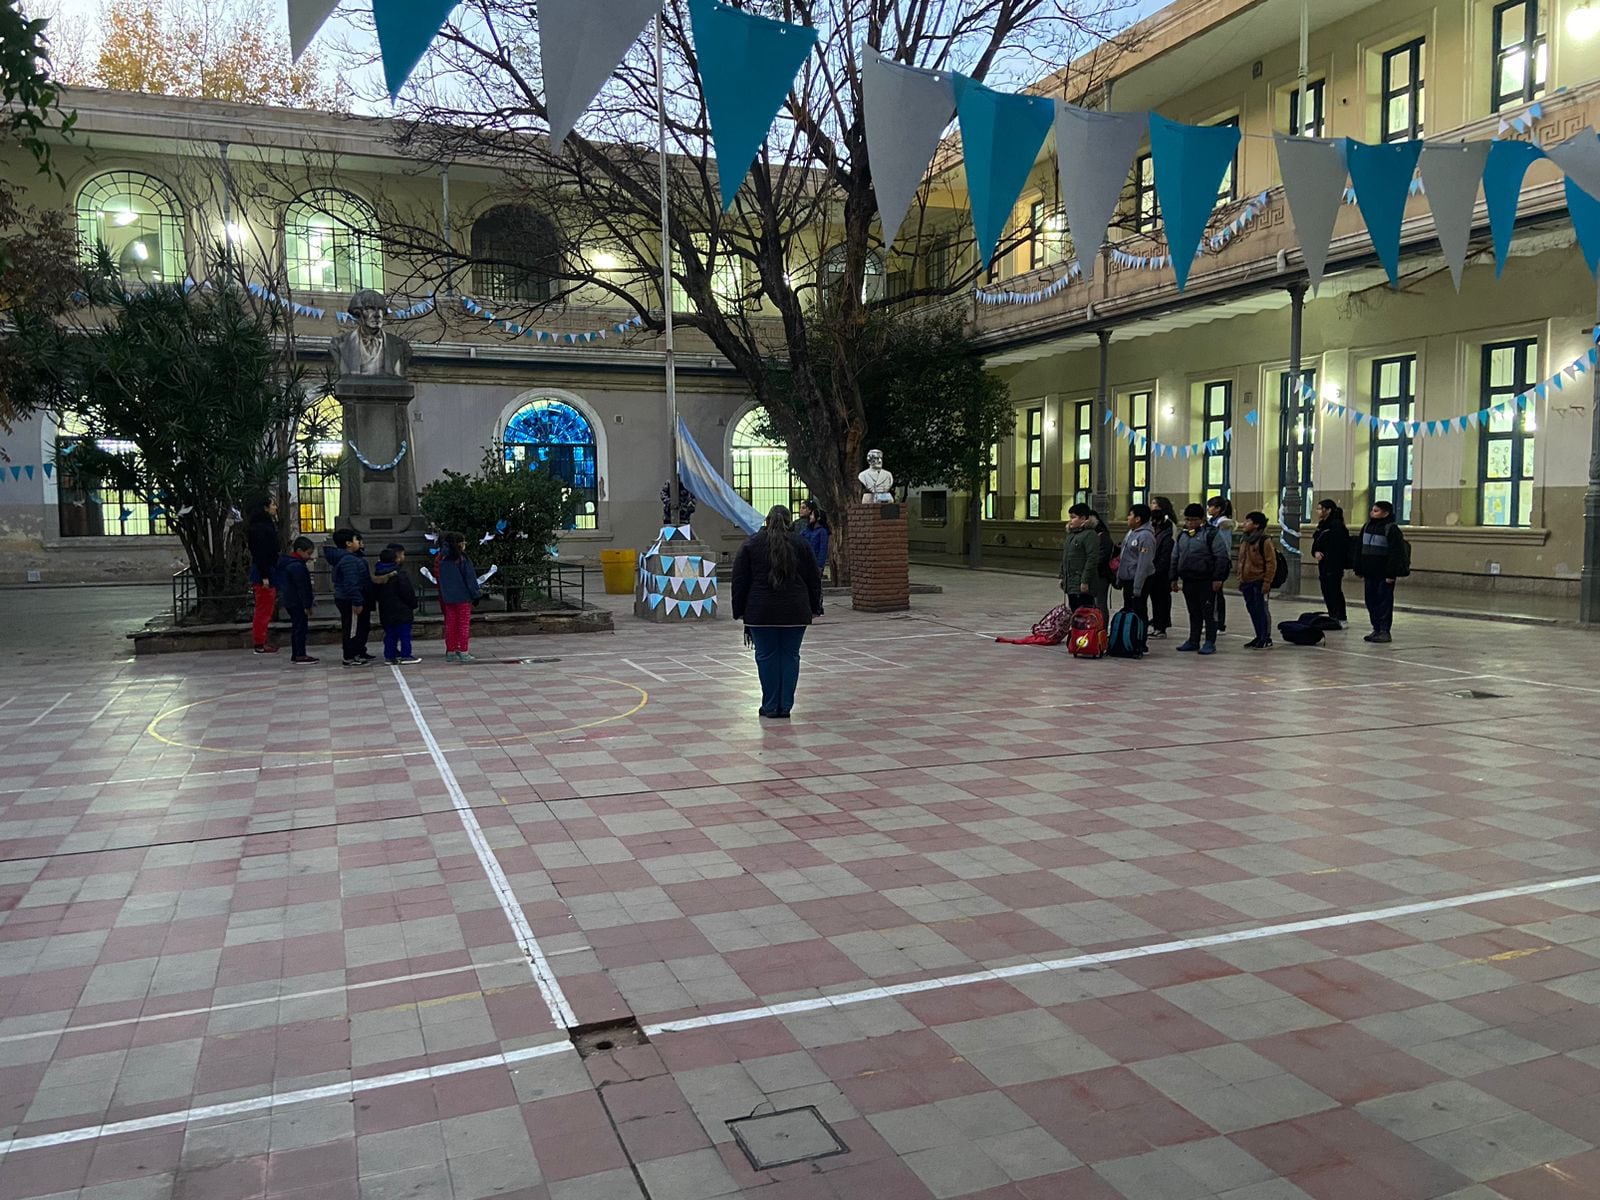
top-left (504, 399), bottom-right (599, 530)
top-left (296, 394), bottom-right (344, 535)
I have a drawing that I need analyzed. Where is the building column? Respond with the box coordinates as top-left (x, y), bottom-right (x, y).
top-left (1280, 280), bottom-right (1309, 596)
top-left (1582, 284), bottom-right (1600, 623)
top-left (1091, 329), bottom-right (1113, 519)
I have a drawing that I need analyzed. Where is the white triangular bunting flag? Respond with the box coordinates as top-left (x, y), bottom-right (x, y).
top-left (541, 0), bottom-right (662, 146)
top-left (862, 49), bottom-right (956, 252)
top-left (1419, 140), bottom-right (1490, 291)
top-left (1054, 105), bottom-right (1148, 281)
top-left (287, 0), bottom-right (339, 61)
top-left (1276, 135), bottom-right (1348, 293)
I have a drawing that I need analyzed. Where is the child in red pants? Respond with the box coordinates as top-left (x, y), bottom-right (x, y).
top-left (435, 532), bottom-right (482, 663)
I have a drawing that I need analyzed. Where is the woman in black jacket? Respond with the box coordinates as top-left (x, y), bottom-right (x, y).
top-left (245, 494), bottom-right (281, 654)
top-left (1148, 496), bottom-right (1178, 638)
top-left (1311, 498), bottom-right (1349, 625)
top-left (732, 505), bottom-right (824, 719)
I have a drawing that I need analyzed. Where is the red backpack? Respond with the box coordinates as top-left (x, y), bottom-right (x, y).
top-left (1067, 605), bottom-right (1108, 659)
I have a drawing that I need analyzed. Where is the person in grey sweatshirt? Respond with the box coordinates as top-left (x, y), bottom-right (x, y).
top-left (1171, 503), bottom-right (1232, 654)
top-left (1116, 503), bottom-right (1157, 624)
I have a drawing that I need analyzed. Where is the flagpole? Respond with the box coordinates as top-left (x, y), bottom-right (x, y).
top-left (656, 13), bottom-right (681, 527)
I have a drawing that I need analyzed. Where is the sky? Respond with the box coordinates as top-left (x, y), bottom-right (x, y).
top-left (41, 0), bottom-right (1176, 113)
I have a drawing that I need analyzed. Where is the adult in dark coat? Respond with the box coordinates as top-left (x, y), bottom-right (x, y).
top-left (245, 495), bottom-right (281, 653)
top-left (1311, 499), bottom-right (1350, 625)
top-left (731, 506), bottom-right (824, 719)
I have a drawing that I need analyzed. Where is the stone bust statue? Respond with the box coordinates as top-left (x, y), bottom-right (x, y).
top-left (330, 289), bottom-right (411, 379)
top-left (858, 448), bottom-right (894, 502)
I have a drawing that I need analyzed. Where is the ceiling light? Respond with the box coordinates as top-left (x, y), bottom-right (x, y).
top-left (1570, 2), bottom-right (1600, 39)
top-left (592, 251), bottom-right (620, 271)
top-left (111, 209), bottom-right (139, 227)
top-left (225, 222), bottom-right (246, 243)
top-left (130, 241), bottom-right (149, 262)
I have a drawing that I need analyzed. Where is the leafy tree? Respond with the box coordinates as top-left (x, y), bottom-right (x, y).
top-left (361, 0), bottom-right (1137, 580)
top-left (0, 261), bottom-right (316, 613)
top-left (0, 0), bottom-right (77, 436)
top-left (418, 445), bottom-right (578, 610)
top-left (67, 0), bottom-right (349, 110)
top-left (766, 305), bottom-right (1010, 561)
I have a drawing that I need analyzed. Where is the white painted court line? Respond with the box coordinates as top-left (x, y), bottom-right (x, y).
top-left (0, 957), bottom-right (529, 1045)
top-left (0, 1039), bottom-right (573, 1157)
top-left (644, 869), bottom-right (1600, 1036)
top-left (390, 666), bottom-right (576, 1030)
top-left (621, 658), bottom-right (670, 683)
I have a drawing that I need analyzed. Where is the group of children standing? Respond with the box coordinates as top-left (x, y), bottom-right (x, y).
top-left (1061, 494), bottom-right (1410, 653)
top-left (244, 494), bottom-right (486, 665)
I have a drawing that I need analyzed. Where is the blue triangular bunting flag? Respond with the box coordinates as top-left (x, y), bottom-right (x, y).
top-left (690, 0), bottom-right (819, 211)
top-left (1149, 114), bottom-right (1241, 291)
top-left (1484, 140), bottom-right (1543, 276)
top-left (373, 0), bottom-right (458, 99)
top-left (1347, 138), bottom-right (1423, 285)
top-left (952, 73), bottom-right (1055, 269)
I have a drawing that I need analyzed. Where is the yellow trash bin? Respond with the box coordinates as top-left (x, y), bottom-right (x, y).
top-left (600, 548), bottom-right (638, 595)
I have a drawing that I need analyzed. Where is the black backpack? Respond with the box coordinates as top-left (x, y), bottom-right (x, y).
top-left (1107, 608), bottom-right (1148, 658)
top-left (1271, 544), bottom-right (1289, 590)
top-left (1277, 619), bottom-right (1325, 646)
top-left (1298, 610), bottom-right (1343, 631)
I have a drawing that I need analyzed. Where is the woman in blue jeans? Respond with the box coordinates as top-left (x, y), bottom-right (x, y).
top-left (732, 506), bottom-right (824, 719)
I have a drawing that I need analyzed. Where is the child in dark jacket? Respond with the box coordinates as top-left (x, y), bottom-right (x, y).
top-left (276, 536), bottom-right (318, 664)
top-left (376, 545), bottom-right (421, 665)
top-left (1171, 503), bottom-right (1232, 654)
top-left (436, 532), bottom-right (482, 663)
top-left (325, 528), bottom-right (380, 667)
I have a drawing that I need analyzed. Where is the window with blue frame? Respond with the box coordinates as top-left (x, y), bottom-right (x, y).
top-left (503, 399), bottom-right (599, 530)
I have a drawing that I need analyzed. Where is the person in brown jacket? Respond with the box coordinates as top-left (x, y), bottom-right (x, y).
top-left (1237, 510), bottom-right (1278, 649)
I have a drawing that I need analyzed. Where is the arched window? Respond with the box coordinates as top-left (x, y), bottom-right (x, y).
top-left (295, 394), bottom-right (344, 534)
top-left (730, 409), bottom-right (805, 515)
top-left (503, 398), bottom-right (598, 530)
top-left (75, 171), bottom-right (186, 281)
top-left (284, 189), bottom-right (383, 293)
top-left (471, 205), bottom-right (560, 302)
top-left (821, 244), bottom-right (886, 303)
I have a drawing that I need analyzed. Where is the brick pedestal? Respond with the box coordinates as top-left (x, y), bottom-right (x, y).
top-left (849, 503), bottom-right (910, 613)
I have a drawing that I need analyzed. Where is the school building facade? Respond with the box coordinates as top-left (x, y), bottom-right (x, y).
top-left (0, 89), bottom-right (813, 584)
top-left (907, 0), bottom-right (1600, 602)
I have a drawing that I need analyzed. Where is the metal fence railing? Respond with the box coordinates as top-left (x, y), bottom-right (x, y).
top-left (172, 560), bottom-right (589, 625)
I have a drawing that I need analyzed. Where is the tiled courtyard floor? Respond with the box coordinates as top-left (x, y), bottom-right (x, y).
top-left (4, 568), bottom-right (1600, 1199)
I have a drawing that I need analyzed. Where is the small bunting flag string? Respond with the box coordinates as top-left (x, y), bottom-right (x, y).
top-left (460, 297), bottom-right (646, 344)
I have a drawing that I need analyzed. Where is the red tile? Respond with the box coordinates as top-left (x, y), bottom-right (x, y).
top-left (522, 1092), bottom-right (630, 1182)
top-left (1492, 1150), bottom-right (1600, 1200)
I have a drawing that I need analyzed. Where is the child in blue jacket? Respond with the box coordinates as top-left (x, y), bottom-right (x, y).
top-left (275, 536), bottom-right (318, 664)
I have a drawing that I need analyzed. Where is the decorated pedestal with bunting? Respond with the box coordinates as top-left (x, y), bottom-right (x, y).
top-left (633, 524), bottom-right (719, 622)
top-left (848, 503), bottom-right (910, 614)
top-left (336, 378), bottom-right (419, 537)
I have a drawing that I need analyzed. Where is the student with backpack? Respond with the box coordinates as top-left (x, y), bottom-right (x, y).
top-left (1171, 503), bottom-right (1231, 654)
top-left (1206, 497), bottom-right (1235, 634)
top-left (1060, 504), bottom-right (1110, 619)
top-left (1353, 500), bottom-right (1410, 643)
top-left (1109, 504), bottom-right (1155, 658)
top-left (1236, 511), bottom-right (1280, 649)
top-left (1311, 499), bottom-right (1350, 626)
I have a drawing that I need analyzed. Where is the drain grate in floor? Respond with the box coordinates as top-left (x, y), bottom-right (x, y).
top-left (1450, 689), bottom-right (1507, 700)
top-left (727, 1106), bottom-right (848, 1170)
top-left (571, 1017), bottom-right (649, 1058)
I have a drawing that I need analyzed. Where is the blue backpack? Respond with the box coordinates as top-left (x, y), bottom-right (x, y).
top-left (1107, 608), bottom-right (1148, 658)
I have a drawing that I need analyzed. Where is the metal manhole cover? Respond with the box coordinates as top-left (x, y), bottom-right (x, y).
top-left (727, 1106), bottom-right (848, 1170)
top-left (1450, 689), bottom-right (1507, 700)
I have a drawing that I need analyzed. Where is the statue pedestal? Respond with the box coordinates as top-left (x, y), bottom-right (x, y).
top-left (634, 525), bottom-right (718, 622)
top-left (848, 503), bottom-right (910, 613)
top-left (335, 378), bottom-right (419, 537)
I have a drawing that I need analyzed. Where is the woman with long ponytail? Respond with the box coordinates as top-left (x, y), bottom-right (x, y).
top-left (731, 505), bottom-right (824, 719)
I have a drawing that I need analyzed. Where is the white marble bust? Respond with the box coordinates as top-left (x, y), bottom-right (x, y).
top-left (858, 448), bottom-right (894, 503)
